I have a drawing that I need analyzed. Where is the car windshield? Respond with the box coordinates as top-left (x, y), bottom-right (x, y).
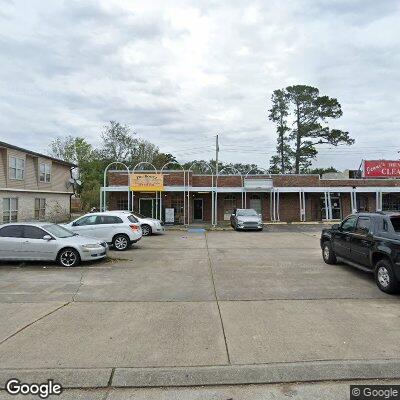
top-left (237, 209), bottom-right (258, 216)
top-left (390, 217), bottom-right (400, 232)
top-left (128, 215), bottom-right (139, 223)
top-left (43, 224), bottom-right (75, 238)
top-left (132, 212), bottom-right (147, 219)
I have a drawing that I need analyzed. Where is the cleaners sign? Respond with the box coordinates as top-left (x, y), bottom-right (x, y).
top-left (130, 173), bottom-right (164, 191)
top-left (363, 160), bottom-right (400, 178)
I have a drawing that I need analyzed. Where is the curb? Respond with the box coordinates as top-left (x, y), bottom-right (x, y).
top-left (2, 360), bottom-right (400, 389)
top-left (0, 368), bottom-right (112, 389)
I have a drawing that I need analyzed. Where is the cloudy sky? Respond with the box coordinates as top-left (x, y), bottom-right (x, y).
top-left (0, 0), bottom-right (399, 170)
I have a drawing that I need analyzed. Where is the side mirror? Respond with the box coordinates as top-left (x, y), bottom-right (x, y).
top-left (43, 235), bottom-right (52, 241)
top-left (332, 224), bottom-right (340, 230)
top-left (259, 214), bottom-right (262, 218)
top-left (72, 221), bottom-right (77, 227)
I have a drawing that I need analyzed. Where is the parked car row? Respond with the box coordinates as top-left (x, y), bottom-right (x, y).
top-left (0, 211), bottom-right (164, 267)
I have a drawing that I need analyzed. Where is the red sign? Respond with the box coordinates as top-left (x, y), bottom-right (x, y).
top-left (364, 160), bottom-right (400, 178)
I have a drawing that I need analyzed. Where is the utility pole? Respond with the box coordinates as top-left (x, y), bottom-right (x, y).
top-left (215, 134), bottom-right (219, 176)
top-left (215, 134), bottom-right (219, 226)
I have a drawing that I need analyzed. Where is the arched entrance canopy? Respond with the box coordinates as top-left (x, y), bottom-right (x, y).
top-left (160, 161), bottom-right (186, 225)
top-left (187, 161), bottom-right (216, 226)
top-left (101, 162), bottom-right (130, 212)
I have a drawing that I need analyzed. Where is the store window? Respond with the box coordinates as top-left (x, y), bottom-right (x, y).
top-left (3, 198), bottom-right (18, 223)
top-left (383, 194), bottom-right (400, 212)
top-left (320, 193), bottom-right (342, 220)
top-left (34, 198), bottom-right (46, 220)
top-left (39, 163), bottom-right (51, 183)
top-left (9, 156), bottom-right (25, 180)
top-left (224, 194), bottom-right (237, 220)
top-left (117, 197), bottom-right (129, 210)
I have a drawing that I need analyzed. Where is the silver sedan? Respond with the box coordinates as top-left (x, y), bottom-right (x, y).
top-left (0, 222), bottom-right (108, 267)
top-left (230, 208), bottom-right (263, 231)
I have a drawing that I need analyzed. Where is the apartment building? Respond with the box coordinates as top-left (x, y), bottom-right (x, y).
top-left (0, 141), bottom-right (75, 223)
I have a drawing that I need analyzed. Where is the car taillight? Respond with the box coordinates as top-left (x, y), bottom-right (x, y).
top-left (129, 224), bottom-right (139, 231)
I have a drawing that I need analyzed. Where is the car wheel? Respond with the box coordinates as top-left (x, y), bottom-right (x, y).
top-left (141, 224), bottom-right (152, 236)
top-left (113, 234), bottom-right (130, 251)
top-left (375, 259), bottom-right (400, 294)
top-left (322, 241), bottom-right (337, 264)
top-left (58, 248), bottom-right (80, 267)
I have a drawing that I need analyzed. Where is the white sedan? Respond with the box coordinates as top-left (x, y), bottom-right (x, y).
top-left (127, 212), bottom-right (165, 236)
top-left (0, 223), bottom-right (108, 267)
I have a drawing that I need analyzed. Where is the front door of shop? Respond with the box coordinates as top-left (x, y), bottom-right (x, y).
top-left (249, 195), bottom-right (262, 215)
top-left (139, 198), bottom-right (154, 218)
top-left (193, 199), bottom-right (203, 221)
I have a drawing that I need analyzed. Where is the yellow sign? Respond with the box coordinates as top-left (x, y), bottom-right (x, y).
top-left (130, 173), bottom-right (164, 192)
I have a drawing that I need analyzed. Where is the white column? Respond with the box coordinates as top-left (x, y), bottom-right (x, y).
top-left (376, 190), bottom-right (382, 211)
top-left (299, 190), bottom-right (303, 221)
top-left (99, 188), bottom-right (103, 211)
top-left (327, 191), bottom-right (333, 220)
top-left (324, 191), bottom-right (329, 221)
top-left (276, 189), bottom-right (280, 221)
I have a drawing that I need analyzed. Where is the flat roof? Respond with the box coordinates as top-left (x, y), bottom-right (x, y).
top-left (0, 141), bottom-right (76, 167)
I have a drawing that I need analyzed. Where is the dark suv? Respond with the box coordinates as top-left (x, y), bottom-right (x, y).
top-left (320, 212), bottom-right (400, 294)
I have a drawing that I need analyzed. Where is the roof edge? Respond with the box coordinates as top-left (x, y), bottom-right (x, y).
top-left (0, 141), bottom-right (77, 167)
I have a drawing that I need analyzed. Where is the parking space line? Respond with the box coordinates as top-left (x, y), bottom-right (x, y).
top-left (204, 232), bottom-right (231, 364)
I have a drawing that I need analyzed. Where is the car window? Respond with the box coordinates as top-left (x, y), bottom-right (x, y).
top-left (341, 216), bottom-right (357, 233)
top-left (237, 209), bottom-right (258, 216)
top-left (43, 224), bottom-right (74, 238)
top-left (96, 215), bottom-right (123, 224)
top-left (390, 217), bottom-right (400, 232)
top-left (355, 217), bottom-right (371, 235)
top-left (23, 226), bottom-right (48, 239)
top-left (0, 225), bottom-right (24, 238)
top-left (128, 215), bottom-right (138, 223)
top-left (74, 215), bottom-right (97, 226)
top-left (383, 219), bottom-right (389, 231)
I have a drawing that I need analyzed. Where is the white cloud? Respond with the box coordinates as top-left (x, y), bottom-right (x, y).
top-left (0, 0), bottom-right (399, 169)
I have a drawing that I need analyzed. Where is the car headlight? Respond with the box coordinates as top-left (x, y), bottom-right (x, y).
top-left (81, 244), bottom-right (100, 249)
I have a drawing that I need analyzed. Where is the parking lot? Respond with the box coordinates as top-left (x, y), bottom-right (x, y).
top-left (0, 226), bottom-right (400, 396)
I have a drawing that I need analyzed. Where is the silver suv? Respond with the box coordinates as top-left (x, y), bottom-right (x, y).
top-left (64, 212), bottom-right (142, 251)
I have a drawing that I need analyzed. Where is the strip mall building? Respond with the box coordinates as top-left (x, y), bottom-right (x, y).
top-left (101, 160), bottom-right (400, 224)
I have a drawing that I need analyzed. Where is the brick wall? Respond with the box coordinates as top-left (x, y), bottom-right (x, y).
top-left (108, 171), bottom-right (400, 189)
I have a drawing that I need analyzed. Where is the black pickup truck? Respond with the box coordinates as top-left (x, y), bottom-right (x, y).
top-left (320, 212), bottom-right (400, 294)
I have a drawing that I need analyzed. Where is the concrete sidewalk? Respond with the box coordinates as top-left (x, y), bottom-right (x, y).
top-left (0, 230), bottom-right (399, 390)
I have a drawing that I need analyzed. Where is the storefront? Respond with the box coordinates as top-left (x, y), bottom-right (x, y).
top-left (101, 167), bottom-right (400, 224)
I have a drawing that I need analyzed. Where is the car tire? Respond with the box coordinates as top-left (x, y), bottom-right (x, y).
top-left (58, 248), bottom-right (80, 267)
top-left (113, 234), bottom-right (130, 251)
top-left (375, 259), bottom-right (400, 294)
top-left (322, 241), bottom-right (337, 264)
top-left (141, 224), bottom-right (152, 236)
